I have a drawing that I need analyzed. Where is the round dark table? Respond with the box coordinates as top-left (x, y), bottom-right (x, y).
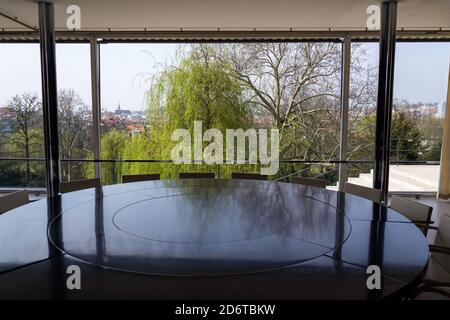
top-left (0, 179), bottom-right (429, 299)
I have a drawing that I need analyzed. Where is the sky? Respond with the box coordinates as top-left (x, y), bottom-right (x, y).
top-left (0, 42), bottom-right (449, 111)
top-left (394, 43), bottom-right (449, 103)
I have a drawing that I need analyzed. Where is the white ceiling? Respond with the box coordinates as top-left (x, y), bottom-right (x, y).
top-left (0, 0), bottom-right (449, 32)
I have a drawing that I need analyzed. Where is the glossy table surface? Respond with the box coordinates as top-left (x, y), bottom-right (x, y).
top-left (0, 179), bottom-right (429, 299)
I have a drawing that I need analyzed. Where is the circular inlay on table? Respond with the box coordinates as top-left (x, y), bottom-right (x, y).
top-left (112, 192), bottom-right (290, 244)
top-left (48, 180), bottom-right (353, 276)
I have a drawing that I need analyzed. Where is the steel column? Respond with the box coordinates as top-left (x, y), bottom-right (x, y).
top-left (338, 35), bottom-right (351, 191)
top-left (90, 36), bottom-right (102, 179)
top-left (374, 0), bottom-right (397, 201)
top-left (38, 1), bottom-right (60, 197)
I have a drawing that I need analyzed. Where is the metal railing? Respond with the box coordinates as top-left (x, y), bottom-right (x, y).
top-left (0, 157), bottom-right (440, 197)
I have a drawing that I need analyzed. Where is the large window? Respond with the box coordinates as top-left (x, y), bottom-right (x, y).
top-left (0, 44), bottom-right (44, 188)
top-left (388, 42), bottom-right (450, 192)
top-left (344, 42), bottom-right (379, 188)
top-left (99, 43), bottom-right (178, 184)
top-left (343, 41), bottom-right (450, 193)
top-left (0, 43), bottom-right (94, 187)
top-left (56, 43), bottom-right (93, 182)
top-left (348, 42), bottom-right (379, 162)
top-left (1, 39), bottom-right (448, 193)
top-left (98, 42), bottom-right (343, 184)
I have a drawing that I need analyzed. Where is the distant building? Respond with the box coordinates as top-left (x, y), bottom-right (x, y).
top-left (130, 111), bottom-right (146, 121)
top-left (0, 106), bottom-right (13, 133)
top-left (420, 103), bottom-right (439, 116)
top-left (126, 124), bottom-right (144, 137)
top-left (100, 106), bottom-right (147, 135)
top-left (394, 102), bottom-right (440, 117)
top-left (0, 106), bottom-right (10, 116)
top-left (438, 101), bottom-right (447, 118)
top-left (114, 103), bottom-right (132, 118)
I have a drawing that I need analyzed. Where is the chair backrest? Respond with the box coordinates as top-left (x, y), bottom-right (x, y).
top-left (231, 172), bottom-right (267, 180)
top-left (0, 190), bottom-right (29, 214)
top-left (389, 195), bottom-right (433, 224)
top-left (122, 174), bottom-right (160, 183)
top-left (179, 172), bottom-right (215, 179)
top-left (435, 214), bottom-right (450, 249)
top-left (343, 182), bottom-right (383, 203)
top-left (291, 176), bottom-right (327, 189)
top-left (60, 178), bottom-right (101, 194)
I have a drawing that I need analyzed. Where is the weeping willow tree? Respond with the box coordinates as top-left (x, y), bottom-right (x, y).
top-left (121, 45), bottom-right (257, 179)
top-left (100, 129), bottom-right (129, 184)
top-left (83, 129), bottom-right (128, 185)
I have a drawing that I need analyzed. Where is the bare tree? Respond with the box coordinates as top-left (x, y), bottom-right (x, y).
top-left (6, 93), bottom-right (42, 185)
top-left (58, 88), bottom-right (92, 181)
top-left (197, 42), bottom-right (342, 166)
top-left (347, 44), bottom-right (378, 161)
top-left (208, 43), bottom-right (377, 164)
top-left (217, 43), bottom-right (341, 131)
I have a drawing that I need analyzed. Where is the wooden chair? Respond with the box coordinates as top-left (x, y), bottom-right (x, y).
top-left (389, 195), bottom-right (433, 234)
top-left (179, 172), bottom-right (215, 179)
top-left (412, 214), bottom-right (450, 299)
top-left (0, 190), bottom-right (29, 214)
top-left (60, 178), bottom-right (101, 194)
top-left (122, 174), bottom-right (160, 183)
top-left (231, 172), bottom-right (267, 180)
top-left (291, 176), bottom-right (327, 189)
top-left (343, 182), bottom-right (383, 203)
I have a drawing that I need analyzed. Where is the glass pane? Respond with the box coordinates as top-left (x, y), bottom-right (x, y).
top-left (0, 160), bottom-right (45, 189)
top-left (99, 43), bottom-right (178, 184)
top-left (98, 42), bottom-right (343, 185)
top-left (56, 43), bottom-right (93, 182)
top-left (342, 42), bottom-right (379, 189)
top-left (348, 42), bottom-right (379, 162)
top-left (0, 44), bottom-right (44, 188)
top-left (390, 42), bottom-right (450, 193)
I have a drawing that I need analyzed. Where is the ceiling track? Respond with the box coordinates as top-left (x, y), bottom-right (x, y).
top-left (0, 29), bottom-right (450, 42)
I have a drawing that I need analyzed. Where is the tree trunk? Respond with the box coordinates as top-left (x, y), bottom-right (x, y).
top-left (24, 134), bottom-right (30, 186)
top-left (67, 149), bottom-right (71, 181)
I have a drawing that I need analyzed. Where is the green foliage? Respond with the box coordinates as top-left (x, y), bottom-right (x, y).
top-left (101, 129), bottom-right (128, 185)
top-left (117, 46), bottom-right (256, 180)
top-left (83, 129), bottom-right (128, 185)
top-left (390, 111), bottom-right (424, 161)
top-left (4, 128), bottom-right (44, 157)
top-left (423, 139), bottom-right (442, 161)
top-left (3, 128), bottom-right (44, 187)
top-left (350, 111), bottom-right (425, 162)
top-left (149, 47), bottom-right (252, 130)
top-left (0, 159), bottom-right (45, 187)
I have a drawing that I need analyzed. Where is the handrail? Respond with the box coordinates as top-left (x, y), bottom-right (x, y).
top-left (0, 157), bottom-right (440, 165)
top-left (314, 166), bottom-right (339, 179)
top-left (272, 162), bottom-right (329, 182)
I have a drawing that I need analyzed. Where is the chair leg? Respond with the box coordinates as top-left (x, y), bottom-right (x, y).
top-left (410, 284), bottom-right (450, 299)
